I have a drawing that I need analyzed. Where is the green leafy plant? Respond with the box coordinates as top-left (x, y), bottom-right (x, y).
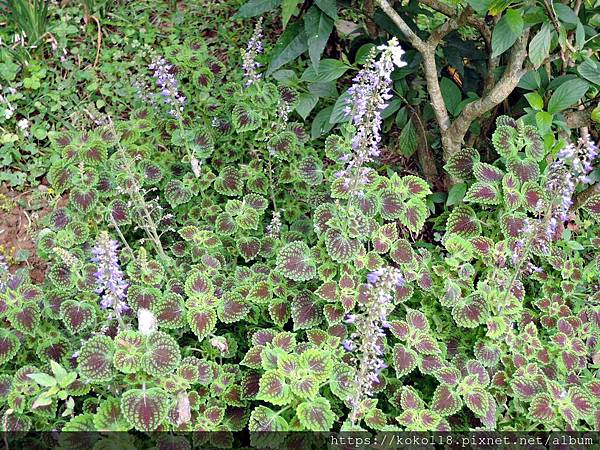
top-left (0, 0), bottom-right (597, 444)
top-left (0, 0), bottom-right (49, 48)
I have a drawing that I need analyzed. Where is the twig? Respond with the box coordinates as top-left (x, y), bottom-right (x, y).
top-left (445, 31), bottom-right (530, 158)
top-left (88, 15), bottom-right (102, 67)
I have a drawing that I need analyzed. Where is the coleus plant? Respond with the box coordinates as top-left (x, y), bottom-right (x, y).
top-left (0, 16), bottom-right (598, 444)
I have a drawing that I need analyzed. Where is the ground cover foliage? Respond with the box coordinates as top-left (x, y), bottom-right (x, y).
top-left (0, 0), bottom-right (599, 445)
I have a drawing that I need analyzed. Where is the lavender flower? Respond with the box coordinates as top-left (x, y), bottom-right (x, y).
top-left (344, 266), bottom-right (404, 425)
top-left (545, 134), bottom-right (598, 238)
top-left (337, 38), bottom-right (407, 197)
top-left (148, 56), bottom-right (186, 118)
top-left (241, 18), bottom-right (263, 87)
top-left (91, 231), bottom-right (129, 314)
top-left (266, 209), bottom-right (283, 238)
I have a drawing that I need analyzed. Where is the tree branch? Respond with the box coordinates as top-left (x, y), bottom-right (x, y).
top-left (564, 104), bottom-right (598, 129)
top-left (376, 0), bottom-right (531, 166)
top-left (428, 5), bottom-right (473, 46)
top-left (445, 31), bottom-right (530, 153)
top-left (376, 0), bottom-right (426, 52)
top-left (376, 0), bottom-right (451, 134)
top-left (421, 49), bottom-right (452, 133)
top-left (364, 0), bottom-right (378, 38)
top-left (419, 0), bottom-right (491, 49)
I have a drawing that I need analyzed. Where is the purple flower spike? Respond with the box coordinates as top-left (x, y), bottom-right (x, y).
top-left (148, 56), bottom-right (186, 118)
top-left (91, 231), bottom-right (129, 314)
top-left (338, 38), bottom-right (407, 197)
top-left (544, 134), bottom-right (598, 240)
top-left (342, 339), bottom-right (356, 352)
top-left (345, 266), bottom-right (405, 425)
top-left (242, 18), bottom-right (264, 87)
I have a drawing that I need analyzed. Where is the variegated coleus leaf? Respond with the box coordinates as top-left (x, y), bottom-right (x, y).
top-left (249, 405), bottom-right (289, 431)
top-left (313, 203), bottom-right (335, 235)
top-left (237, 237), bottom-right (261, 262)
top-left (78, 335), bottom-right (115, 382)
top-left (113, 330), bottom-right (144, 374)
top-left (121, 387), bottom-right (169, 431)
top-left (443, 235), bottom-right (474, 262)
top-left (93, 397), bottom-right (132, 431)
top-left (470, 236), bottom-right (495, 259)
top-left (187, 308), bottom-right (217, 342)
top-left (60, 300), bottom-right (97, 335)
top-left (142, 331), bottom-right (181, 376)
top-left (491, 124), bottom-right (518, 157)
top-left (399, 198), bottom-right (428, 234)
top-left (0, 330), bottom-right (20, 365)
top-left (330, 177), bottom-right (351, 199)
top-left (380, 190), bottom-right (404, 221)
top-left (275, 241), bottom-right (316, 282)
top-left (522, 125), bottom-right (545, 161)
top-left (315, 281), bottom-right (338, 302)
top-left (269, 299), bottom-right (290, 327)
top-left (529, 393), bottom-right (556, 421)
top-left (464, 182), bottom-right (501, 205)
top-left (257, 370), bottom-right (292, 406)
top-left (296, 397), bottom-right (335, 431)
top-left (473, 162), bottom-right (505, 183)
top-left (290, 374), bottom-right (320, 400)
top-left (506, 157), bottom-right (540, 183)
top-left (217, 292), bottom-right (250, 323)
top-left (184, 270), bottom-right (214, 300)
top-left (291, 292), bottom-right (322, 331)
top-left (582, 194), bottom-right (600, 221)
top-left (70, 188), bottom-right (98, 214)
top-left (446, 205), bottom-right (481, 238)
top-left (389, 238), bottom-right (414, 266)
top-left (444, 147), bottom-right (480, 179)
top-left (464, 388), bottom-right (495, 424)
top-left (232, 104), bottom-right (260, 132)
top-left (347, 210), bottom-right (376, 240)
top-left (371, 223), bottom-right (398, 254)
top-left (80, 140), bottom-right (108, 166)
top-left (106, 199), bottom-right (129, 225)
top-left (127, 285), bottom-right (161, 311)
top-left (474, 341), bottom-right (501, 367)
top-left (268, 131), bottom-right (299, 160)
top-left (393, 344), bottom-right (418, 377)
top-left (153, 293), bottom-right (186, 329)
top-left (247, 281), bottom-right (273, 304)
top-left (214, 166), bottom-right (244, 196)
top-left (500, 212), bottom-right (528, 239)
top-left (325, 229), bottom-right (361, 263)
top-left (299, 348), bottom-right (333, 381)
top-left (215, 212), bottom-right (237, 236)
top-left (399, 175), bottom-right (431, 198)
top-left (431, 384), bottom-right (462, 416)
top-left (164, 180), bottom-right (193, 207)
top-left (399, 386), bottom-right (425, 410)
top-left (452, 294), bottom-right (487, 328)
top-left (235, 205), bottom-right (261, 231)
top-left (297, 156), bottom-right (324, 185)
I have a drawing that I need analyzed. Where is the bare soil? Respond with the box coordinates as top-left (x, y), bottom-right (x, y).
top-left (0, 183), bottom-right (65, 284)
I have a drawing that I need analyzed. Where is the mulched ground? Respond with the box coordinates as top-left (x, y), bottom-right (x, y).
top-left (0, 183), bottom-right (65, 284)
